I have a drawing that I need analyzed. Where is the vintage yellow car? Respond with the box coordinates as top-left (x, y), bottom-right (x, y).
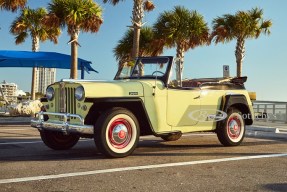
top-left (31, 56), bottom-right (254, 158)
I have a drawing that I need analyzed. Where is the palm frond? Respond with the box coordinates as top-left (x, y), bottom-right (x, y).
top-left (143, 0), bottom-right (155, 12)
top-left (10, 7), bottom-right (61, 45)
top-left (260, 20), bottom-right (272, 35)
top-left (47, 0), bottom-right (103, 34)
top-left (210, 14), bottom-right (236, 44)
top-left (153, 6), bottom-right (209, 52)
top-left (15, 31), bottom-right (28, 44)
top-left (114, 26), bottom-right (163, 63)
top-left (0, 0), bottom-right (26, 12)
top-left (248, 7), bottom-right (263, 20)
top-left (102, 0), bottom-right (124, 5)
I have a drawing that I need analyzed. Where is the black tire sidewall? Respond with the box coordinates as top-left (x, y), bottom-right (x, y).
top-left (94, 108), bottom-right (140, 158)
top-left (40, 130), bottom-right (79, 150)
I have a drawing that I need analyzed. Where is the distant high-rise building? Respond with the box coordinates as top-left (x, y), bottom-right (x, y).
top-left (34, 68), bottom-right (56, 94)
top-left (0, 80), bottom-right (18, 103)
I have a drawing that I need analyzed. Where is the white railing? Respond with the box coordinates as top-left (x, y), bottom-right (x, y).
top-left (253, 101), bottom-right (287, 123)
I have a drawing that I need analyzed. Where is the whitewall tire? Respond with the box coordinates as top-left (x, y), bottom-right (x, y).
top-left (217, 108), bottom-right (245, 146)
top-left (94, 108), bottom-right (139, 158)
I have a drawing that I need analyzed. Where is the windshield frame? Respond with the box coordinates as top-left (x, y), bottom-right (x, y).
top-left (114, 56), bottom-right (174, 86)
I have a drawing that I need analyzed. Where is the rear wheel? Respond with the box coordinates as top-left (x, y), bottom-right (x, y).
top-left (161, 132), bottom-right (182, 141)
top-left (94, 108), bottom-right (139, 158)
top-left (217, 108), bottom-right (245, 146)
top-left (40, 130), bottom-right (79, 150)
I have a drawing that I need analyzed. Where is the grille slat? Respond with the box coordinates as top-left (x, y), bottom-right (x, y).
top-left (55, 88), bottom-right (59, 112)
top-left (69, 88), bottom-right (71, 113)
top-left (73, 90), bottom-right (76, 114)
top-left (66, 88), bottom-right (69, 113)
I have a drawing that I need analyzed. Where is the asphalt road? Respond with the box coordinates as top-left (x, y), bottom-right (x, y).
top-left (0, 125), bottom-right (286, 192)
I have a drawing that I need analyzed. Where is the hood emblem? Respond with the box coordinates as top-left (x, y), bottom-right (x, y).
top-left (129, 92), bottom-right (138, 96)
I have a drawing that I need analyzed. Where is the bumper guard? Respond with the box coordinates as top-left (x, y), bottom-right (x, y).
top-left (31, 111), bottom-right (94, 135)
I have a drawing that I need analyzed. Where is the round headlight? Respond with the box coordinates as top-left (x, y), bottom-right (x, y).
top-left (46, 87), bottom-right (54, 101)
top-left (75, 86), bottom-right (85, 101)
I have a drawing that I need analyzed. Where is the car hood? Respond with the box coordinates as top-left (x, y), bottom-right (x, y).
top-left (66, 79), bottom-right (145, 98)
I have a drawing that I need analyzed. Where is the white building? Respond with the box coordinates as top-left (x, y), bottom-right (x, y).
top-left (0, 81), bottom-right (18, 103)
top-left (16, 90), bottom-right (26, 96)
top-left (34, 68), bottom-right (56, 94)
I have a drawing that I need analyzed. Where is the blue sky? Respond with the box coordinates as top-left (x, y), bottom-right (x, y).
top-left (0, 0), bottom-right (286, 101)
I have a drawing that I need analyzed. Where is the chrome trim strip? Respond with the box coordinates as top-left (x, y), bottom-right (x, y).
top-left (31, 111), bottom-right (94, 135)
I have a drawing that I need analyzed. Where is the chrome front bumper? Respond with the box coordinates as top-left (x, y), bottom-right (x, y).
top-left (31, 111), bottom-right (94, 135)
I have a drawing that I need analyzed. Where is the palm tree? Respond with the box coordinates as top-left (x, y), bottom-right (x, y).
top-left (10, 7), bottom-right (61, 100)
top-left (103, 0), bottom-right (155, 59)
top-left (44, 0), bottom-right (103, 79)
top-left (114, 26), bottom-right (163, 69)
top-left (210, 8), bottom-right (272, 77)
top-left (0, 0), bottom-right (26, 12)
top-left (153, 6), bottom-right (209, 85)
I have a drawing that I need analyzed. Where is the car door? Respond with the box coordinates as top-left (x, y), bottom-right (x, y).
top-left (166, 88), bottom-right (201, 128)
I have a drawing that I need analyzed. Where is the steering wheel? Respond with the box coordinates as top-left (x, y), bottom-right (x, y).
top-left (152, 71), bottom-right (165, 76)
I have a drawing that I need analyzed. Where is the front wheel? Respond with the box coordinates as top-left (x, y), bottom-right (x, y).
top-left (40, 130), bottom-right (80, 150)
top-left (94, 108), bottom-right (140, 158)
top-left (216, 108), bottom-right (245, 146)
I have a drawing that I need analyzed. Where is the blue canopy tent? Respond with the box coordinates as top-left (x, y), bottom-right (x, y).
top-left (0, 50), bottom-right (98, 79)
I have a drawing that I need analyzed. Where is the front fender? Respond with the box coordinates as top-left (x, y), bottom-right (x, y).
top-left (84, 97), bottom-right (155, 136)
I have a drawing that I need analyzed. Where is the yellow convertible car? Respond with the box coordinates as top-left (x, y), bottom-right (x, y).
top-left (32, 56), bottom-right (254, 158)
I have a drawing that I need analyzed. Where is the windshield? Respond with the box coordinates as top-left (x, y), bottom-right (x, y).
top-left (115, 57), bottom-right (170, 80)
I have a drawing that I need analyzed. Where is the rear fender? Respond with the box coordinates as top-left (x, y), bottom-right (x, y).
top-left (221, 94), bottom-right (253, 125)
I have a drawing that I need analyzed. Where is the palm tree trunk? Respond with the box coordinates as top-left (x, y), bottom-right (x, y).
top-left (133, 28), bottom-right (141, 59)
top-left (235, 38), bottom-right (245, 77)
top-left (70, 28), bottom-right (80, 79)
top-left (31, 67), bottom-right (37, 100)
top-left (176, 43), bottom-right (185, 87)
top-left (31, 36), bottom-right (40, 100)
top-left (132, 0), bottom-right (144, 59)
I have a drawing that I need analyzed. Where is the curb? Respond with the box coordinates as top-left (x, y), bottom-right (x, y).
top-left (0, 122), bottom-right (31, 126)
top-left (0, 117), bottom-right (32, 126)
top-left (247, 126), bottom-right (281, 133)
top-left (246, 126), bottom-right (287, 140)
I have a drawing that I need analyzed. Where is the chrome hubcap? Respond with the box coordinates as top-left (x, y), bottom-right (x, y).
top-left (228, 118), bottom-right (241, 139)
top-left (108, 118), bottom-right (132, 149)
top-left (112, 124), bottom-right (128, 144)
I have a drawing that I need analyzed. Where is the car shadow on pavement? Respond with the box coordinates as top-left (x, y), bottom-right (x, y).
top-left (138, 138), bottom-right (284, 148)
top-left (0, 138), bottom-right (105, 162)
top-left (133, 138), bottom-right (286, 157)
top-left (0, 137), bottom-right (285, 161)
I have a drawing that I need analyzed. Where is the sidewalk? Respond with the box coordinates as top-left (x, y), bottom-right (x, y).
top-left (0, 116), bottom-right (32, 125)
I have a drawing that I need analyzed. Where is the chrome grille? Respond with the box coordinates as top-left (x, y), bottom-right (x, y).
top-left (65, 87), bottom-right (76, 115)
top-left (54, 85), bottom-right (76, 115)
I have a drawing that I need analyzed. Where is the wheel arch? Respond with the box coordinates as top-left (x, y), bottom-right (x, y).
top-left (84, 97), bottom-right (154, 136)
top-left (222, 94), bottom-right (253, 125)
